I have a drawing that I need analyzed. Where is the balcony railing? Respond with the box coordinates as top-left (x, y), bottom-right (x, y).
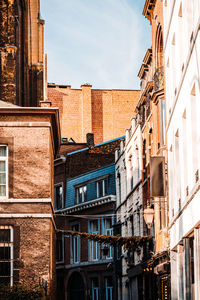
top-left (153, 66), bottom-right (164, 92)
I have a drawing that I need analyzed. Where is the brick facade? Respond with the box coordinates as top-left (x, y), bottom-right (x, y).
top-left (0, 107), bottom-right (60, 299)
top-left (47, 84), bottom-right (140, 144)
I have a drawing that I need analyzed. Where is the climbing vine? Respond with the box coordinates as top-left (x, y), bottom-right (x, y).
top-left (56, 229), bottom-right (152, 251)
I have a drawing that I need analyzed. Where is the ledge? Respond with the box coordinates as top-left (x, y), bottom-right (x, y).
top-left (55, 195), bottom-right (116, 214)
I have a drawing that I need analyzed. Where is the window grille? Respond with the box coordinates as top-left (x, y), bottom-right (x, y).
top-left (0, 226), bottom-right (13, 285)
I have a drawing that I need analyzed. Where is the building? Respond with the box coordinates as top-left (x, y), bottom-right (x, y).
top-left (47, 83), bottom-right (140, 144)
top-left (113, 1), bottom-right (171, 299)
top-left (0, 105), bottom-right (60, 299)
top-left (142, 1), bottom-right (170, 298)
top-left (163, 0), bottom-right (200, 299)
top-left (115, 119), bottom-right (155, 300)
top-left (54, 137), bottom-right (121, 300)
top-left (0, 0), bottom-right (45, 106)
top-left (0, 0), bottom-right (62, 298)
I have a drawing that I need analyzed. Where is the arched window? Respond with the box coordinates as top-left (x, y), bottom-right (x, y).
top-left (155, 25), bottom-right (164, 69)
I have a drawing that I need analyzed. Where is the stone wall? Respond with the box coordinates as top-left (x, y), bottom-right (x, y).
top-left (0, 0), bottom-right (44, 106)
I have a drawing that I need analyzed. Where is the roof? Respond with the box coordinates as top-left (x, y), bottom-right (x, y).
top-left (66, 136), bottom-right (125, 156)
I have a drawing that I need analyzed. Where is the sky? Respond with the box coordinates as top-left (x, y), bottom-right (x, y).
top-left (40, 0), bottom-right (151, 90)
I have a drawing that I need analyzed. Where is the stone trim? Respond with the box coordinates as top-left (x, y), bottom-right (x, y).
top-left (0, 198), bottom-right (52, 203)
top-left (0, 214), bottom-right (52, 218)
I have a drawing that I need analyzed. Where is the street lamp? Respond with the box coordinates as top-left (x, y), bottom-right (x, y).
top-left (144, 206), bottom-right (154, 232)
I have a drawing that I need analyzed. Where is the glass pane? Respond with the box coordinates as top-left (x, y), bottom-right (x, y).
top-left (0, 247), bottom-right (10, 260)
top-left (56, 185), bottom-right (62, 209)
top-left (0, 185), bottom-right (6, 197)
top-left (104, 179), bottom-right (108, 195)
top-left (105, 219), bottom-right (112, 230)
top-left (0, 147), bottom-right (6, 157)
top-left (0, 174), bottom-right (6, 185)
top-left (91, 220), bottom-right (98, 232)
top-left (0, 230), bottom-right (10, 243)
top-left (0, 162), bottom-right (5, 172)
top-left (0, 262), bottom-right (10, 276)
top-left (0, 277), bottom-right (10, 284)
top-left (99, 182), bottom-right (103, 197)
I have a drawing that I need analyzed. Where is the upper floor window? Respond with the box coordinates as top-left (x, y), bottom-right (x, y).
top-left (75, 185), bottom-right (87, 204)
top-left (56, 233), bottom-right (64, 263)
top-left (103, 218), bottom-right (113, 259)
top-left (89, 220), bottom-right (99, 261)
top-left (71, 224), bottom-right (80, 264)
top-left (0, 146), bottom-right (8, 198)
top-left (159, 98), bottom-right (166, 146)
top-left (0, 226), bottom-right (13, 285)
top-left (96, 179), bottom-right (107, 198)
top-left (54, 184), bottom-right (63, 210)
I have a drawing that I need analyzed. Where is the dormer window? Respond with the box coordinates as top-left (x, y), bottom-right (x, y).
top-left (75, 185), bottom-right (87, 204)
top-left (96, 179), bottom-right (108, 198)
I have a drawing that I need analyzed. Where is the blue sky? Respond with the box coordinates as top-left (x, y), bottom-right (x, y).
top-left (40, 0), bottom-right (151, 89)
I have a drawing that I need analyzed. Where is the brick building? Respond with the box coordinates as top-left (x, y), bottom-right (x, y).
top-left (142, 1), bottom-right (170, 299)
top-left (0, 0), bottom-right (45, 106)
top-left (0, 105), bottom-right (60, 299)
top-left (47, 83), bottom-right (140, 144)
top-left (54, 137), bottom-right (122, 300)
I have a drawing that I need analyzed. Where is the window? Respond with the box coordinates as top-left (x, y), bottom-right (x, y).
top-left (89, 220), bottom-right (99, 261)
top-left (105, 277), bottom-right (113, 300)
top-left (159, 98), bottom-right (166, 146)
top-left (71, 224), bottom-right (80, 263)
top-left (129, 156), bottom-right (133, 191)
top-left (54, 184), bottom-right (63, 210)
top-left (103, 218), bottom-right (113, 259)
top-left (159, 198), bottom-right (166, 230)
top-left (0, 226), bottom-right (13, 285)
top-left (117, 172), bottom-right (121, 204)
top-left (0, 146), bottom-right (8, 198)
top-left (91, 278), bottom-right (99, 300)
top-left (96, 179), bottom-right (107, 198)
top-left (56, 234), bottom-right (64, 262)
top-left (75, 185), bottom-right (87, 204)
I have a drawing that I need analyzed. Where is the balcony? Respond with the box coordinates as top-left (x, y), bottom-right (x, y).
top-left (153, 66), bottom-right (164, 92)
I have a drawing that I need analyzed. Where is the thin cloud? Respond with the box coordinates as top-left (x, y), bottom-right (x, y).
top-left (41, 0), bottom-right (151, 89)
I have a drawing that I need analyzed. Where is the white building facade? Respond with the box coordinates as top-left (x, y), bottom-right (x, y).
top-left (164, 0), bottom-right (200, 299)
top-left (115, 120), bottom-right (144, 300)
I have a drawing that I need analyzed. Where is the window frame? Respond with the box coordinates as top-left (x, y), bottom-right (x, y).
top-left (88, 220), bottom-right (99, 261)
top-left (75, 185), bottom-right (87, 204)
top-left (0, 226), bottom-right (13, 286)
top-left (54, 183), bottom-right (63, 210)
top-left (0, 145), bottom-right (8, 199)
top-left (71, 223), bottom-right (80, 264)
top-left (56, 233), bottom-right (64, 264)
top-left (96, 178), bottom-right (108, 198)
top-left (105, 277), bottom-right (113, 300)
top-left (102, 218), bottom-right (113, 259)
top-left (91, 278), bottom-right (99, 300)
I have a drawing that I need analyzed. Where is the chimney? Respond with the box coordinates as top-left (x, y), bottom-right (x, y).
top-left (86, 133), bottom-right (94, 148)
